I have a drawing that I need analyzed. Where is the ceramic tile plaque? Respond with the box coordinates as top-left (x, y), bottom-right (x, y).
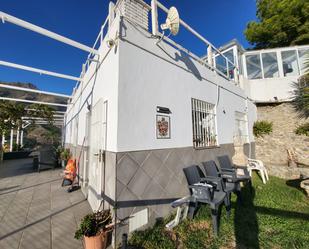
top-left (156, 114), bottom-right (170, 139)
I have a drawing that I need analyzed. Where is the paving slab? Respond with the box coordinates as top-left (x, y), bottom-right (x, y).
top-left (0, 158), bottom-right (92, 249)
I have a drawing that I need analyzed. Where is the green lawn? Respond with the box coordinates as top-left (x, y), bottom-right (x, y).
top-left (129, 174), bottom-right (309, 249)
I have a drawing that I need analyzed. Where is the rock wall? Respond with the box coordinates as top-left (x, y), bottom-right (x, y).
top-left (255, 102), bottom-right (309, 168)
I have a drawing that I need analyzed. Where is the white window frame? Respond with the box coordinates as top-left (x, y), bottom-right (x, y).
top-left (191, 98), bottom-right (218, 148)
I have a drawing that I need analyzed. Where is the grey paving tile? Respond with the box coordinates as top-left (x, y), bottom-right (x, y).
top-left (117, 154), bottom-right (139, 185)
top-left (127, 169), bottom-right (151, 197)
top-left (152, 149), bottom-right (172, 164)
top-left (128, 150), bottom-right (150, 165)
top-left (19, 219), bottom-right (51, 249)
top-left (153, 164), bottom-right (174, 189)
top-left (0, 231), bottom-right (22, 249)
top-left (141, 152), bottom-right (161, 178)
top-left (0, 159), bottom-right (91, 249)
top-left (142, 179), bottom-right (165, 199)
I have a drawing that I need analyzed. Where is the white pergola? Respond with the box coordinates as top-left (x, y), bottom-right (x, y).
top-left (0, 10), bottom-right (100, 151)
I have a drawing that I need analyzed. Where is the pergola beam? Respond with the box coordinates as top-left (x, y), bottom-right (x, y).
top-left (0, 83), bottom-right (72, 98)
top-left (22, 117), bottom-right (64, 120)
top-left (0, 60), bottom-right (81, 81)
top-left (0, 11), bottom-right (99, 55)
top-left (0, 96), bottom-right (68, 107)
top-left (26, 109), bottom-right (66, 114)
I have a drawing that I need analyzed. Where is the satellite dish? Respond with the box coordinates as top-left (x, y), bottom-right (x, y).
top-left (160, 7), bottom-right (180, 36)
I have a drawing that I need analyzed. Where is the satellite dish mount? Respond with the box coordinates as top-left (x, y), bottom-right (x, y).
top-left (160, 6), bottom-right (180, 36)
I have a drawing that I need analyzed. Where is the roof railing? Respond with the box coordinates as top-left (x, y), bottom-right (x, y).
top-left (151, 0), bottom-right (239, 85)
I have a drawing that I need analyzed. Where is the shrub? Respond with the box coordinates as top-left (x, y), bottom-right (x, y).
top-left (292, 75), bottom-right (309, 119)
top-left (253, 120), bottom-right (273, 137)
top-left (295, 123), bottom-right (309, 136)
top-left (60, 148), bottom-right (71, 161)
top-left (74, 210), bottom-right (112, 239)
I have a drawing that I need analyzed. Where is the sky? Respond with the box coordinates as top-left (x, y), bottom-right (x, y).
top-left (0, 0), bottom-right (257, 95)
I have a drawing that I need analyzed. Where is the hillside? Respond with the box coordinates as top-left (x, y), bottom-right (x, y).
top-left (0, 81), bottom-right (65, 148)
top-left (0, 81), bottom-right (68, 110)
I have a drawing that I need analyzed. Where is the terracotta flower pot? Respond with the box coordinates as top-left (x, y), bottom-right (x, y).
top-left (83, 232), bottom-right (107, 249)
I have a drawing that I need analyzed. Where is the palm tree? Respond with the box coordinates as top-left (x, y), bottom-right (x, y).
top-left (42, 125), bottom-right (61, 145)
top-left (293, 55), bottom-right (309, 118)
top-left (0, 101), bottom-right (55, 160)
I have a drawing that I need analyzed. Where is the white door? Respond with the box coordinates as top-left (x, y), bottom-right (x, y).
top-left (88, 99), bottom-right (108, 210)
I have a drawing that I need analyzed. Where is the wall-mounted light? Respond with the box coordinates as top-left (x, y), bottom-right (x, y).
top-left (156, 106), bottom-right (171, 114)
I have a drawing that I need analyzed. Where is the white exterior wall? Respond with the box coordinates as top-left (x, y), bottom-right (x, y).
top-left (116, 19), bottom-right (256, 152)
top-left (64, 17), bottom-right (120, 152)
top-left (63, 0), bottom-right (258, 214)
top-left (246, 76), bottom-right (298, 102)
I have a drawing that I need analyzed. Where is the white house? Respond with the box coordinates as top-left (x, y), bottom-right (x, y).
top-left (64, 0), bottom-right (258, 243)
top-left (213, 39), bottom-right (309, 103)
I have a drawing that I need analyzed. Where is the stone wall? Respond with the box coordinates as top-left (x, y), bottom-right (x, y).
top-left (255, 102), bottom-right (309, 168)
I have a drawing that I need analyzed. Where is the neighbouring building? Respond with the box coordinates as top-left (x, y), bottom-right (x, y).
top-left (63, 0), bottom-right (308, 244)
top-left (212, 39), bottom-right (309, 175)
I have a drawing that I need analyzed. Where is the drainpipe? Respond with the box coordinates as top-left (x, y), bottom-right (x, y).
top-left (9, 129), bottom-right (13, 152)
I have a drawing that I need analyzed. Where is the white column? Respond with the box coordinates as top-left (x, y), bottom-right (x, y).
top-left (108, 1), bottom-right (115, 31)
top-left (151, 0), bottom-right (159, 36)
top-left (20, 130), bottom-right (24, 147)
top-left (10, 129), bottom-right (13, 152)
top-left (16, 128), bottom-right (20, 145)
top-left (2, 133), bottom-right (5, 146)
top-left (207, 46), bottom-right (213, 67)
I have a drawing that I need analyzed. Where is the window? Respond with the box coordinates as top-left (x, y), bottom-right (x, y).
top-left (191, 98), bottom-right (217, 148)
top-left (234, 112), bottom-right (249, 144)
top-left (223, 50), bottom-right (235, 80)
top-left (223, 49), bottom-right (235, 64)
top-left (281, 50), bottom-right (299, 76)
top-left (246, 54), bottom-right (262, 79)
top-left (215, 55), bottom-right (228, 77)
top-left (262, 52), bottom-right (279, 78)
top-left (298, 48), bottom-right (309, 74)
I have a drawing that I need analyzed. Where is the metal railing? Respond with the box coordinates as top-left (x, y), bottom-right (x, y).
top-left (151, 0), bottom-right (239, 84)
top-left (72, 14), bottom-right (111, 96)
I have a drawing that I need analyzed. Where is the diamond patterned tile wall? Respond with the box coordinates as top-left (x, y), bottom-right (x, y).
top-left (114, 144), bottom-right (241, 228)
top-left (67, 142), bottom-right (255, 244)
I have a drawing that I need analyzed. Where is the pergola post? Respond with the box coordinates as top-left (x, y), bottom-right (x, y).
top-left (20, 130), bottom-right (24, 147)
top-left (16, 127), bottom-right (20, 146)
top-left (2, 133), bottom-right (5, 146)
top-left (10, 129), bottom-right (13, 152)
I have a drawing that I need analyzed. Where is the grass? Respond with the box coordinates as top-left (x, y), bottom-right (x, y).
top-left (129, 174), bottom-right (309, 249)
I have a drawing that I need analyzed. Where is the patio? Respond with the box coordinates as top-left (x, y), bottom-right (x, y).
top-left (0, 158), bottom-right (91, 249)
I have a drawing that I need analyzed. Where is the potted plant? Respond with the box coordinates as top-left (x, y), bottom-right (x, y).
top-left (60, 148), bottom-right (71, 167)
top-left (75, 210), bottom-right (112, 249)
top-left (54, 145), bottom-right (63, 167)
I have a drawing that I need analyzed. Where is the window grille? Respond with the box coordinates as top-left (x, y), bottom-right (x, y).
top-left (234, 112), bottom-right (249, 144)
top-left (191, 98), bottom-right (218, 148)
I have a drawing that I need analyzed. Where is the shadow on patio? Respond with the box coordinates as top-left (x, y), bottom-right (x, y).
top-left (0, 158), bottom-right (91, 249)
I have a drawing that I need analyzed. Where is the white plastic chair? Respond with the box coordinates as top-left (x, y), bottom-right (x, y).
top-left (247, 159), bottom-right (269, 184)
